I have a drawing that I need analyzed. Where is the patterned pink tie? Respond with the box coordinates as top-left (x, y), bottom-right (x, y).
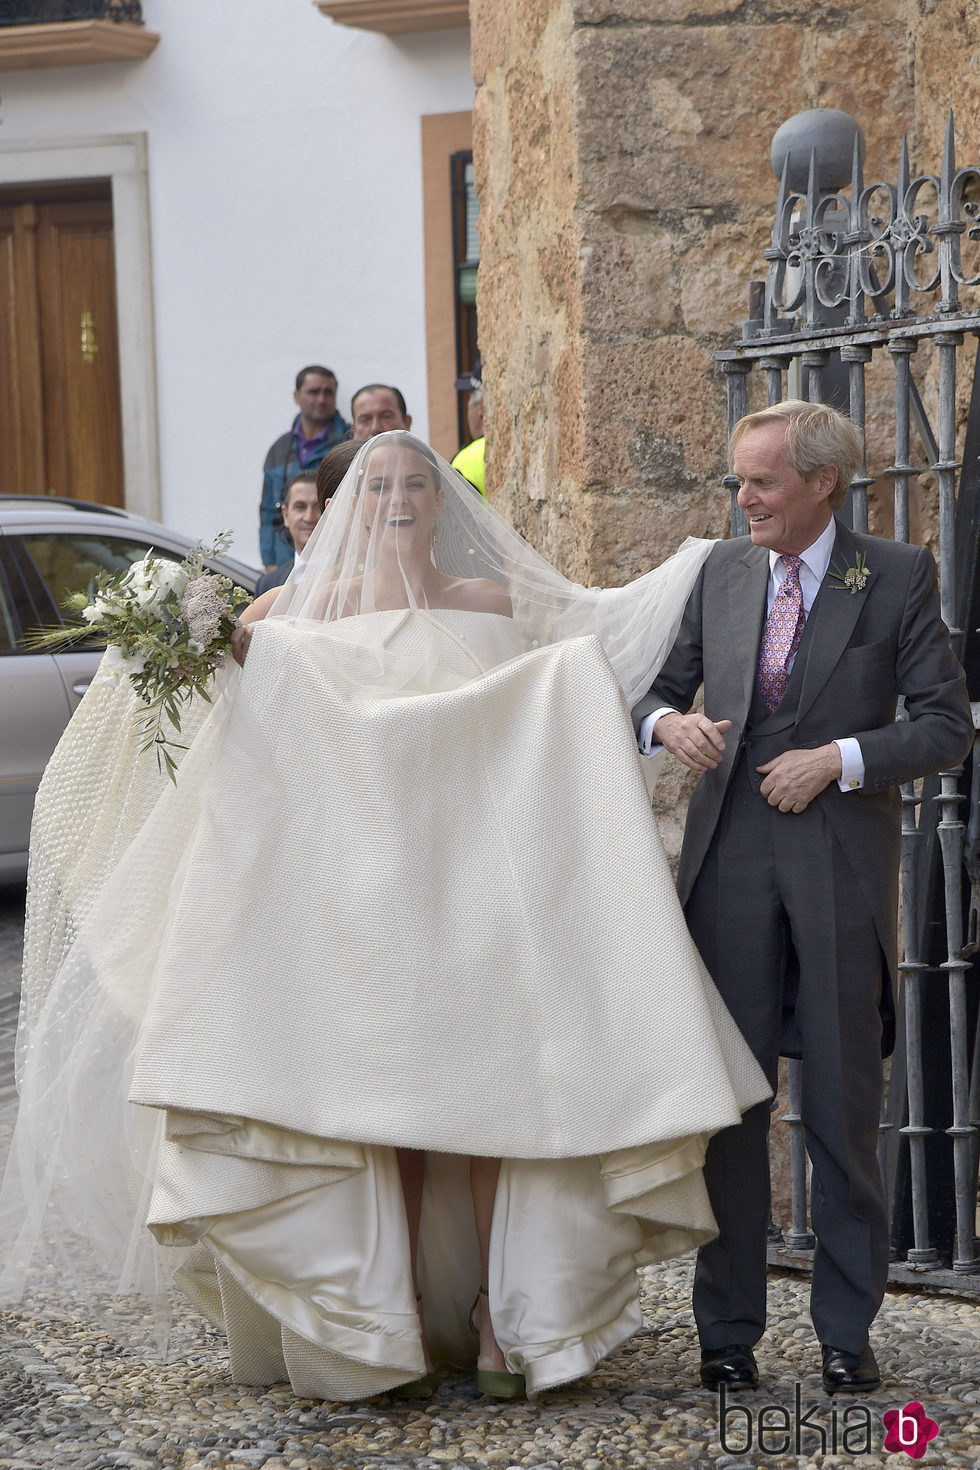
top-left (758, 555), bottom-right (805, 710)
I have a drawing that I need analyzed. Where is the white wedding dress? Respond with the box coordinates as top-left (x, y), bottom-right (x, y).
top-left (2, 605), bottom-right (768, 1399)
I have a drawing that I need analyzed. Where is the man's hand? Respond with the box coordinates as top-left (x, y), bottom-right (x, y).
top-left (655, 712), bottom-right (733, 773)
top-left (757, 744), bottom-right (842, 812)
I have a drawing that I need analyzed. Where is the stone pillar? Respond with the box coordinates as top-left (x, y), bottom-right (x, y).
top-left (470, 0), bottom-right (587, 575)
top-left (471, 0), bottom-right (919, 588)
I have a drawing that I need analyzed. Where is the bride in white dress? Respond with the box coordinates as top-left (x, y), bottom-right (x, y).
top-left (0, 432), bottom-right (768, 1401)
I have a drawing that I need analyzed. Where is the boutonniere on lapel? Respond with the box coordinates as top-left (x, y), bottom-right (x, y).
top-left (828, 550), bottom-right (870, 593)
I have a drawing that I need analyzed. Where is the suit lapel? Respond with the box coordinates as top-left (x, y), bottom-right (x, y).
top-left (728, 540), bottom-right (770, 717)
top-left (795, 521), bottom-right (875, 726)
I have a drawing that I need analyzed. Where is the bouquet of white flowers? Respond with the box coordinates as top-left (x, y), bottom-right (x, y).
top-left (33, 533), bottom-right (252, 779)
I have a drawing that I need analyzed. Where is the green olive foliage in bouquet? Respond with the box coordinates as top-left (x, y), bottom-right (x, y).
top-left (31, 533), bottom-right (253, 779)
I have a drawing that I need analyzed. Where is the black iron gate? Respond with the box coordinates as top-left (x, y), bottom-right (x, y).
top-left (716, 109), bottom-right (980, 1290)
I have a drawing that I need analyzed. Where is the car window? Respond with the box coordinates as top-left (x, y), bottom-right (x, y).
top-left (0, 563), bottom-right (19, 653)
top-left (0, 537), bottom-right (61, 654)
top-left (20, 534), bottom-right (183, 619)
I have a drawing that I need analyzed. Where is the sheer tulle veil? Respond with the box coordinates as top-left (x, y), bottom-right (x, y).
top-left (264, 431), bottom-right (713, 709)
top-left (0, 430), bottom-right (719, 1346)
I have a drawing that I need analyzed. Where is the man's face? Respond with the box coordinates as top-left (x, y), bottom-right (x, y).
top-left (466, 391), bottom-right (484, 440)
top-left (281, 482), bottom-right (321, 555)
top-left (294, 373), bottom-right (337, 429)
top-left (352, 389), bottom-right (411, 438)
top-left (734, 423), bottom-right (836, 556)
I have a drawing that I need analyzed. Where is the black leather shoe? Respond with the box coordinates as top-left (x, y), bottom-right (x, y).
top-left (699, 1344), bottom-right (759, 1390)
top-left (821, 1343), bottom-right (880, 1394)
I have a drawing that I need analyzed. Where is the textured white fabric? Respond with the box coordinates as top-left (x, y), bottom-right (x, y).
top-left (18, 661), bottom-right (215, 1070)
top-left (130, 612), bottom-right (763, 1398)
top-left (128, 613), bottom-right (763, 1159)
top-left (0, 674), bottom-right (239, 1309)
top-left (0, 511), bottom-right (769, 1400)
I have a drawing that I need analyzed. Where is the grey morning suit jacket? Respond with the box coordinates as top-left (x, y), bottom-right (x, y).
top-left (633, 520), bottom-right (973, 1004)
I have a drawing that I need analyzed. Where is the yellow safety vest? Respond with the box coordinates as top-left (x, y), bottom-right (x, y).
top-left (451, 437), bottom-right (486, 495)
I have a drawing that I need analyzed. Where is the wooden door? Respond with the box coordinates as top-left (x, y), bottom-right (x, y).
top-left (0, 187), bottom-right (124, 505)
top-left (0, 200), bottom-right (45, 497)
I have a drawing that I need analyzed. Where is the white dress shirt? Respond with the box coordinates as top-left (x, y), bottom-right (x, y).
top-left (639, 518), bottom-right (865, 792)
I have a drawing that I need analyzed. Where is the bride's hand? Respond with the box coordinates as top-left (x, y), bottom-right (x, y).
top-left (231, 623), bottom-right (253, 667)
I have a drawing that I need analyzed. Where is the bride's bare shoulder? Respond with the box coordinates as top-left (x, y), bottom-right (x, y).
top-left (303, 575), bottom-right (361, 619)
top-left (451, 577), bottom-right (512, 617)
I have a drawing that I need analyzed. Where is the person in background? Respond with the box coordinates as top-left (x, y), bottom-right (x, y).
top-left (451, 367), bottom-right (485, 496)
top-left (233, 441), bottom-right (372, 661)
top-left (260, 366), bottom-right (349, 570)
top-left (254, 469), bottom-right (321, 595)
top-left (349, 384), bottom-right (411, 439)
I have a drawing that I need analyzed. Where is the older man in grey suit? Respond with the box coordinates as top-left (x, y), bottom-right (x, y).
top-left (633, 400), bottom-right (972, 1395)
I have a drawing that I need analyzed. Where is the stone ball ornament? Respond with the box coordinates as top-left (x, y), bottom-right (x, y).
top-left (770, 109), bottom-right (866, 193)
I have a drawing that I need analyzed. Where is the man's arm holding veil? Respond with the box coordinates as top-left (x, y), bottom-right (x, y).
top-left (630, 568), bottom-right (733, 774)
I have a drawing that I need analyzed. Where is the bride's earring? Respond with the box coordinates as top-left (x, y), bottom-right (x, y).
top-left (431, 527), bottom-right (439, 549)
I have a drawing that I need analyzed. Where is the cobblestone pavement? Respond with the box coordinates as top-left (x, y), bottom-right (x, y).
top-left (1, 889), bottom-right (977, 1469)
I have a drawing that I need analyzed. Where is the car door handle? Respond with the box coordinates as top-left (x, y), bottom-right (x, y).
top-left (72, 679), bottom-right (94, 696)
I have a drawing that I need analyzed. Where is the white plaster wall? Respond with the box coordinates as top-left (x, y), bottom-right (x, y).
top-left (0, 1), bottom-right (475, 566)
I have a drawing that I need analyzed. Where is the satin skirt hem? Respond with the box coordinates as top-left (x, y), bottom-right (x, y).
top-left (152, 1138), bottom-right (707, 1401)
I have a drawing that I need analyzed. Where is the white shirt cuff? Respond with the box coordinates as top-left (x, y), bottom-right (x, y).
top-left (638, 708), bottom-right (677, 758)
top-left (834, 737), bottom-right (865, 792)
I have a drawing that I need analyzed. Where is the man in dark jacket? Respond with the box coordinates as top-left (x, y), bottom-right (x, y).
top-left (260, 366), bottom-right (348, 570)
top-left (254, 469), bottom-right (321, 595)
top-left (633, 399), bottom-right (972, 1396)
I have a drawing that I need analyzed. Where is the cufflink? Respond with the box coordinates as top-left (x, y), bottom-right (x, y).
top-left (848, 779), bottom-right (860, 789)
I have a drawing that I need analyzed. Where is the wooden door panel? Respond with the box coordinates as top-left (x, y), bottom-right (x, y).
top-left (0, 203), bottom-right (46, 496)
top-left (0, 221), bottom-right (23, 492)
top-left (36, 200), bottom-right (124, 506)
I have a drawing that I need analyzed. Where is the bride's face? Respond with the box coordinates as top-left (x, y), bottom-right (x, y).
top-left (362, 446), bottom-right (443, 552)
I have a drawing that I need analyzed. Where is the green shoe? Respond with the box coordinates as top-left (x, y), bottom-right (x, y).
top-left (392, 1369), bottom-right (439, 1399)
top-left (469, 1287), bottom-right (525, 1399)
top-left (475, 1367), bottom-right (526, 1399)
top-left (393, 1291), bottom-right (437, 1398)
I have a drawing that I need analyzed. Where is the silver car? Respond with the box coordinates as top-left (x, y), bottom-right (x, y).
top-left (0, 497), bottom-right (258, 882)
